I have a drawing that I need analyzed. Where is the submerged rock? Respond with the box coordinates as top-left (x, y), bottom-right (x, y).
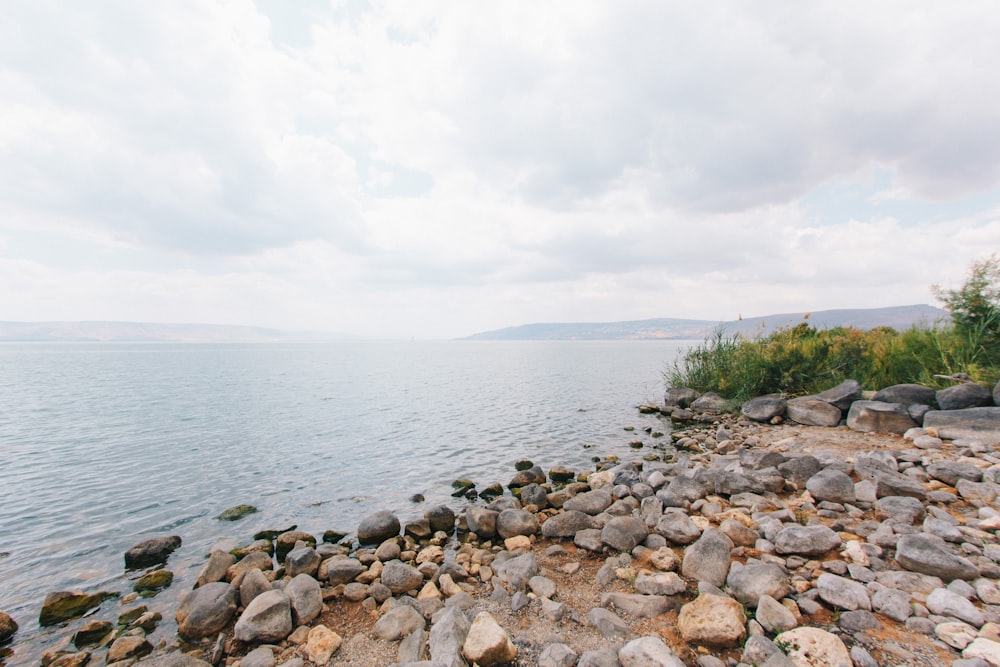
top-left (216, 504), bottom-right (258, 521)
top-left (133, 569), bottom-right (173, 593)
top-left (124, 536), bottom-right (182, 569)
top-left (39, 590), bottom-right (116, 626)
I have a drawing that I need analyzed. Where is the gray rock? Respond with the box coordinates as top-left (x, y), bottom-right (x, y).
top-left (241, 647), bottom-right (275, 667)
top-left (895, 534), bottom-right (979, 581)
top-left (937, 383), bottom-right (994, 410)
top-left (786, 397), bottom-right (842, 427)
top-left (601, 592), bottom-right (672, 618)
top-left (588, 607), bottom-right (628, 638)
top-left (286, 573), bottom-right (322, 625)
top-left (873, 383), bottom-right (936, 406)
top-left (509, 465), bottom-right (547, 488)
top-left (847, 400), bottom-right (918, 434)
top-left (655, 511), bottom-right (702, 545)
top-left (234, 589), bottom-right (292, 643)
top-left (466, 508), bottom-right (499, 539)
top-left (635, 572), bottom-right (686, 596)
top-left (838, 610), bottom-right (881, 632)
top-left (325, 556), bottom-right (366, 585)
top-left (725, 561), bottom-right (790, 606)
top-left (541, 511), bottom-right (595, 537)
top-left (239, 567), bottom-right (271, 608)
top-left (382, 561), bottom-right (425, 595)
top-left (664, 387), bottom-right (700, 408)
top-left (175, 582), bottom-right (238, 640)
top-left (529, 576), bottom-right (557, 600)
top-left (493, 552), bottom-right (539, 591)
top-left (714, 470), bottom-right (765, 496)
top-left (777, 456), bottom-right (822, 487)
top-left (690, 392), bottom-right (727, 411)
top-left (618, 637), bottom-right (685, 667)
top-left (196, 551), bottom-right (236, 588)
top-left (681, 528), bottom-right (733, 587)
top-left (358, 511), bottom-right (401, 545)
top-left (816, 379), bottom-right (863, 410)
top-left (124, 536), bottom-right (182, 569)
top-left (375, 605), bottom-right (426, 642)
top-left (284, 547), bottom-right (320, 578)
top-left (574, 528), bottom-right (605, 552)
top-left (924, 407), bottom-right (1000, 442)
top-left (755, 594), bottom-right (797, 633)
top-left (816, 573), bottom-right (871, 611)
top-left (871, 586), bottom-right (913, 622)
top-left (742, 395), bottom-right (787, 423)
top-left (427, 607), bottom-right (469, 667)
top-left (425, 506), bottom-right (456, 533)
top-left (927, 588), bottom-right (985, 627)
top-left (602, 516), bottom-right (649, 552)
top-left (927, 461), bottom-right (983, 486)
top-left (662, 475), bottom-right (711, 503)
top-left (876, 495), bottom-right (926, 524)
top-left (578, 649), bottom-right (622, 667)
top-left (519, 484), bottom-right (549, 510)
top-left (539, 643), bottom-right (578, 667)
top-left (496, 509), bottom-right (540, 538)
top-left (563, 489), bottom-right (614, 515)
top-left (805, 468), bottom-right (856, 504)
top-left (773, 524), bottom-right (841, 556)
top-left (398, 629), bottom-right (428, 664)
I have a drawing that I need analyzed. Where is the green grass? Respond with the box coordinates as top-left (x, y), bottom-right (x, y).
top-left (665, 321), bottom-right (1000, 403)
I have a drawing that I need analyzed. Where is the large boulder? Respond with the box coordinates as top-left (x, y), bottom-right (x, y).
top-left (466, 508), bottom-right (499, 539)
top-left (725, 561), bottom-right (790, 607)
top-left (176, 582), bottom-right (238, 640)
top-left (381, 560), bottom-right (425, 594)
top-left (937, 383), bottom-right (994, 410)
top-left (677, 594), bottom-right (746, 648)
top-left (563, 489), bottom-right (613, 515)
top-left (357, 511), bottom-right (400, 545)
top-left (786, 397), bottom-right (842, 427)
top-left (601, 516), bottom-right (649, 552)
top-left (872, 384), bottom-right (937, 406)
top-left (286, 573), bottom-right (322, 625)
top-left (425, 505), bottom-right (456, 533)
top-left (847, 400), bottom-right (918, 434)
top-left (541, 511), bottom-right (594, 538)
top-left (496, 509), bottom-right (540, 538)
top-left (681, 528), bottom-right (733, 587)
top-left (924, 407), bottom-right (1000, 442)
top-left (895, 534), bottom-right (979, 581)
top-left (124, 536), bottom-right (182, 569)
top-left (805, 468), bottom-right (856, 504)
top-left (741, 395), bottom-right (787, 423)
top-left (815, 379), bottom-right (863, 410)
top-left (234, 589), bottom-right (293, 643)
top-left (428, 607), bottom-right (470, 667)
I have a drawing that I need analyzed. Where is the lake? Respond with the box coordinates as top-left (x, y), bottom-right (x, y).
top-left (0, 339), bottom-right (692, 661)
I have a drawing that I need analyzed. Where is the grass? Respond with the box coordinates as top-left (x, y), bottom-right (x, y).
top-left (665, 321), bottom-right (1000, 403)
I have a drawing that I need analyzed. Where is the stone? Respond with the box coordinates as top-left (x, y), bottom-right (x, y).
top-left (927, 587), bottom-right (985, 627)
top-left (876, 495), bottom-right (926, 524)
top-left (847, 400), bottom-right (918, 434)
top-left (896, 534), bottom-right (979, 581)
top-left (496, 509), bottom-right (540, 538)
top-left (286, 573), bottom-right (322, 625)
top-left (925, 407), bottom-right (1000, 442)
top-left (285, 547), bottom-right (321, 578)
top-left (655, 511), bottom-right (702, 545)
top-left (618, 636), bottom-right (686, 667)
top-left (382, 560), bottom-right (425, 594)
top-left (965, 638), bottom-right (1000, 665)
top-left (691, 392), bottom-right (727, 411)
top-left (124, 535), bottom-right (181, 569)
top-left (466, 508), bottom-right (499, 539)
top-left (196, 550), bottom-right (236, 587)
top-left (541, 510), bottom-right (595, 537)
top-left (240, 647), bottom-right (275, 667)
top-left (217, 504), bottom-right (257, 521)
top-left (601, 592), bottom-right (671, 618)
top-left (937, 383), bottom-right (994, 410)
top-left (778, 455), bottom-right (823, 487)
top-left (358, 510), bottom-right (401, 545)
top-left (815, 573), bottom-right (871, 611)
top-left (426, 505), bottom-right (456, 532)
top-left (508, 465), bottom-right (546, 489)
top-left (428, 607), bottom-right (470, 667)
top-left (636, 572), bottom-right (686, 596)
top-left (374, 605), bottom-right (425, 641)
top-left (773, 524), bottom-right (841, 556)
top-left (936, 621), bottom-right (979, 650)
top-left (645, 546), bottom-right (679, 571)
top-left (276, 532), bottom-right (316, 560)
top-left (324, 556), bottom-right (366, 585)
top-left (176, 582), bottom-right (238, 640)
top-left (602, 516), bottom-right (649, 552)
top-left (39, 590), bottom-right (114, 626)
top-left (107, 636), bottom-right (153, 662)
top-left (873, 384), bottom-right (937, 406)
top-left (529, 575), bottom-right (557, 599)
top-left (816, 379), bottom-right (863, 410)
top-left (234, 589), bottom-right (292, 643)
top-left (133, 569), bottom-right (173, 593)
top-left (927, 461), bottom-right (983, 486)
top-left (589, 607), bottom-right (629, 638)
top-left (725, 561), bottom-right (790, 607)
top-left (871, 587), bottom-right (912, 622)
top-left (786, 397), bottom-right (842, 427)
top-left (574, 528), bottom-right (604, 552)
top-left (239, 567), bottom-right (271, 607)
top-left (564, 489), bottom-right (614, 515)
top-left (805, 468), bottom-right (856, 504)
top-left (72, 619), bottom-right (112, 647)
top-left (463, 612), bottom-right (516, 666)
top-left (539, 642), bottom-right (578, 667)
top-left (756, 594), bottom-right (797, 633)
top-left (493, 552), bottom-right (538, 591)
top-left (838, 610), bottom-right (881, 632)
top-left (665, 387), bottom-right (700, 408)
top-left (227, 551), bottom-right (274, 584)
top-left (774, 627), bottom-right (851, 667)
top-left (742, 395), bottom-right (787, 423)
top-left (681, 528), bottom-right (733, 587)
top-left (678, 593), bottom-right (746, 647)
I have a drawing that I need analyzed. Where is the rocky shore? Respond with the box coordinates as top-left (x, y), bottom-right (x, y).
top-left (5, 377), bottom-right (1000, 667)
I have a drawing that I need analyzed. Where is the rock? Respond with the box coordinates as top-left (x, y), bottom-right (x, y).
top-left (508, 465), bottom-right (546, 489)
top-left (756, 594), bottom-right (797, 633)
top-left (72, 619), bottom-right (111, 647)
top-left (463, 612), bottom-right (516, 666)
top-left (239, 567), bottom-right (271, 607)
top-left (466, 508), bottom-right (499, 538)
top-left (876, 495), bottom-right (926, 524)
top-left (805, 469), bottom-right (856, 504)
top-left (774, 524), bottom-right (841, 556)
top-left (176, 582), bottom-right (238, 640)
top-left (601, 592), bottom-right (671, 618)
top-left (786, 397), bottom-right (842, 427)
top-left (678, 594), bottom-right (747, 647)
top-left (927, 588), bottom-right (985, 627)
top-left (286, 573), bottom-right (322, 625)
top-left (382, 560), bottom-right (425, 594)
top-left (398, 628), bottom-right (427, 663)
top-left (234, 589), bottom-right (292, 643)
top-left (873, 384), bottom-right (937, 406)
top-left (742, 395), bottom-right (787, 423)
top-left (428, 607), bottom-right (470, 667)
top-left (816, 573), bottom-right (871, 611)
top-left (574, 528), bottom-right (604, 552)
top-left (493, 552), bottom-right (538, 591)
top-left (107, 636), bottom-right (153, 662)
top-left (681, 528), bottom-right (733, 587)
top-left (124, 536), bottom-right (182, 569)
top-left (374, 605), bottom-right (426, 641)
top-left (937, 383), bottom-right (994, 410)
top-left (426, 505), bottom-right (456, 532)
top-left (896, 534), bottom-right (979, 581)
top-left (231, 538), bottom-right (273, 559)
top-left (133, 569), bottom-right (173, 593)
top-left (725, 561), bottom-right (790, 606)
top-left (778, 456), bottom-right (822, 487)
top-left (496, 509), bottom-right (540, 538)
top-left (655, 511), bottom-right (702, 545)
top-left (275, 531), bottom-right (315, 561)
top-left (529, 575), bottom-right (557, 600)
top-left (618, 636), bottom-right (686, 667)
top-left (964, 637), bottom-right (1000, 665)
top-left (324, 556), bottom-right (366, 585)
top-left (602, 516), bottom-right (649, 552)
top-left (847, 400), bottom-right (918, 434)
top-left (240, 647), bottom-right (275, 667)
top-left (589, 607), bottom-right (629, 638)
top-left (665, 387), bottom-right (700, 408)
top-left (519, 483), bottom-right (550, 509)
top-left (924, 407), bottom-right (1000, 442)
top-left (539, 643), bottom-right (578, 667)
top-left (816, 379), bottom-right (863, 410)
top-left (285, 546), bottom-right (321, 578)
top-left (196, 551), bottom-right (236, 587)
top-left (927, 461), bottom-right (983, 486)
top-left (132, 654), bottom-right (213, 667)
top-left (217, 504), bottom-right (257, 521)
top-left (838, 610), bottom-right (881, 632)
top-left (691, 392), bottom-right (727, 411)
top-left (358, 510), bottom-right (401, 545)
top-left (45, 652), bottom-right (92, 667)
top-left (636, 572), bottom-right (686, 596)
top-left (774, 627), bottom-right (851, 667)
top-left (39, 590), bottom-right (115, 626)
top-left (564, 489), bottom-right (614, 515)
top-left (541, 510), bottom-right (595, 537)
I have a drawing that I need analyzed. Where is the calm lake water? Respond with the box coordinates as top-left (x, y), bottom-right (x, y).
top-left (0, 339), bottom-right (691, 661)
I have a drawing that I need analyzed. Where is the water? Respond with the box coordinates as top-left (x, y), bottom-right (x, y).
top-left (0, 339), bottom-right (690, 661)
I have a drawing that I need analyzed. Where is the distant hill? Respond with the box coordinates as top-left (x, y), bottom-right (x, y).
top-left (462, 304), bottom-right (950, 341)
top-left (0, 321), bottom-right (349, 343)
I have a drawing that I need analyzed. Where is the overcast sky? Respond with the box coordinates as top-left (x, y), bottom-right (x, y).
top-left (2, 2), bottom-right (999, 338)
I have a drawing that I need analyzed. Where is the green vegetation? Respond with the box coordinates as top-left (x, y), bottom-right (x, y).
top-left (667, 256), bottom-right (1000, 402)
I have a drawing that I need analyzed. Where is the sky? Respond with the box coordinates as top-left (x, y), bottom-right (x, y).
top-left (2, 2), bottom-right (999, 338)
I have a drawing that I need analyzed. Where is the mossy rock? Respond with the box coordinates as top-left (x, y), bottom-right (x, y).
top-left (73, 619), bottom-right (113, 648)
top-left (638, 405), bottom-right (660, 414)
top-left (253, 525), bottom-right (296, 541)
top-left (0, 611), bottom-right (17, 644)
top-left (629, 440), bottom-right (644, 449)
top-left (322, 529), bottom-right (348, 544)
top-left (514, 460), bottom-right (534, 471)
top-left (451, 479), bottom-right (475, 497)
top-left (231, 539), bottom-right (274, 559)
top-left (623, 426), bottom-right (635, 431)
top-left (478, 483), bottom-right (503, 500)
top-left (117, 606), bottom-right (148, 627)
top-left (216, 504), bottom-right (258, 521)
top-left (133, 570), bottom-right (173, 593)
top-left (39, 591), bottom-right (116, 626)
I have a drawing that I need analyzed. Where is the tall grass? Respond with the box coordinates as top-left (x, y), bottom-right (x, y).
top-left (666, 322), bottom-right (1000, 402)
